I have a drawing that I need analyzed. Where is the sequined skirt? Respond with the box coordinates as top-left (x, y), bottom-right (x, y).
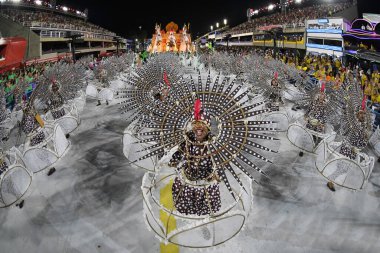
top-left (172, 177), bottom-right (221, 216)
top-left (0, 161), bottom-right (8, 176)
top-left (30, 131), bottom-right (46, 146)
top-left (339, 145), bottom-right (357, 160)
top-left (51, 108), bottom-right (66, 120)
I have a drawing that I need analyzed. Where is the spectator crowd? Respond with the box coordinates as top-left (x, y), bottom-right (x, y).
top-left (0, 8), bottom-right (115, 37)
top-left (225, 1), bottom-right (352, 35)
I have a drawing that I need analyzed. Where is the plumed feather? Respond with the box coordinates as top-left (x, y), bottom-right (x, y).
top-left (194, 99), bottom-right (201, 120)
top-left (163, 70), bottom-right (170, 88)
top-left (362, 95), bottom-right (367, 110)
top-left (320, 82), bottom-right (325, 93)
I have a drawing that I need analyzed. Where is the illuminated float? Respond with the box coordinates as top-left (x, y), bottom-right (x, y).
top-left (148, 22), bottom-right (194, 53)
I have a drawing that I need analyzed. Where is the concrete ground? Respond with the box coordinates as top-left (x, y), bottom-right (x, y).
top-left (0, 94), bottom-right (379, 253)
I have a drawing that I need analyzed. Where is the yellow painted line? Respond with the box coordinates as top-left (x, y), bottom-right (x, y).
top-left (159, 179), bottom-right (179, 253)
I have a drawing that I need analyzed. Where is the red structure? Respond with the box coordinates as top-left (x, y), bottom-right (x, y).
top-left (0, 37), bottom-right (27, 73)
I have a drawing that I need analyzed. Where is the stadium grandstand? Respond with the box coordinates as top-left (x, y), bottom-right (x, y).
top-left (0, 0), bottom-right (127, 69)
top-left (223, 0), bottom-right (353, 35)
top-left (199, 0), bottom-right (357, 52)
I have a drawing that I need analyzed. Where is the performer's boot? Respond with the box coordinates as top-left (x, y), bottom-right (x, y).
top-left (106, 100), bottom-right (109, 105)
top-left (16, 199), bottom-right (24, 209)
top-left (327, 181), bottom-right (335, 192)
top-left (97, 100), bottom-right (101, 106)
top-left (47, 167), bottom-right (56, 176)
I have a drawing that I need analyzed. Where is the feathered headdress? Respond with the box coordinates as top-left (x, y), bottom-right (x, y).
top-left (194, 99), bottom-right (201, 120)
top-left (320, 82), bottom-right (325, 93)
top-left (163, 70), bottom-right (170, 88)
top-left (193, 99), bottom-right (211, 128)
top-left (361, 95), bottom-right (367, 110)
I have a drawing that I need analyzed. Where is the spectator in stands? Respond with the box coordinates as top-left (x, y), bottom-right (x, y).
top-left (223, 1), bottom-right (352, 35)
top-left (4, 79), bottom-right (16, 111)
top-left (0, 8), bottom-right (115, 38)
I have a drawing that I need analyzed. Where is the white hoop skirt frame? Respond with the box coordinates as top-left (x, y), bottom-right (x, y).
top-left (315, 141), bottom-right (374, 190)
top-left (287, 118), bottom-right (336, 153)
top-left (259, 108), bottom-right (290, 132)
top-left (123, 123), bottom-right (158, 173)
top-left (369, 128), bottom-right (380, 157)
top-left (86, 83), bottom-right (114, 102)
top-left (72, 90), bottom-right (87, 114)
top-left (20, 124), bottom-right (70, 173)
top-left (0, 147), bottom-right (32, 208)
top-left (142, 163), bottom-right (253, 248)
top-left (43, 103), bottom-right (80, 135)
top-left (1, 110), bottom-right (23, 140)
top-left (109, 79), bottom-right (125, 90)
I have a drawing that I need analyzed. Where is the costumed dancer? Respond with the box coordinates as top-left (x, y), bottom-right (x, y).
top-left (1, 88), bottom-right (8, 141)
top-left (305, 82), bottom-right (328, 134)
top-left (167, 30), bottom-right (177, 52)
top-left (46, 80), bottom-right (66, 120)
top-left (268, 72), bottom-right (282, 111)
top-left (96, 66), bottom-right (109, 106)
top-left (0, 149), bottom-right (7, 176)
top-left (132, 71), bottom-right (279, 246)
top-left (326, 82), bottom-right (372, 191)
top-left (21, 105), bottom-right (45, 146)
top-left (169, 99), bottom-right (221, 215)
top-left (153, 70), bottom-right (171, 104)
top-left (153, 24), bottom-right (162, 53)
top-left (338, 96), bottom-right (370, 160)
top-left (181, 24), bottom-right (190, 53)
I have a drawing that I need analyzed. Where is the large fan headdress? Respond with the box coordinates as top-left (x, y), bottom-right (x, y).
top-left (32, 61), bottom-right (86, 111)
top-left (118, 54), bottom-right (184, 124)
top-left (103, 53), bottom-right (135, 75)
top-left (93, 60), bottom-right (114, 86)
top-left (0, 87), bottom-right (7, 123)
top-left (131, 70), bottom-right (279, 198)
top-left (205, 51), bottom-right (245, 75)
top-left (297, 81), bottom-right (343, 127)
top-left (0, 88), bottom-right (8, 142)
top-left (242, 56), bottom-right (287, 99)
top-left (337, 77), bottom-right (372, 149)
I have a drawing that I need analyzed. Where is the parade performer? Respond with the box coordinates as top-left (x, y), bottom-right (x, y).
top-left (167, 30), bottom-right (177, 52)
top-left (34, 61), bottom-right (86, 113)
top-left (0, 149), bottom-right (7, 176)
top-left (338, 79), bottom-right (372, 159)
top-left (1, 87), bottom-right (7, 119)
top-left (169, 100), bottom-right (221, 215)
top-left (46, 80), bottom-right (65, 120)
top-left (119, 54), bottom-right (182, 125)
top-left (268, 72), bottom-right (282, 111)
top-left (181, 24), bottom-right (190, 52)
top-left (96, 66), bottom-right (110, 105)
top-left (21, 105), bottom-right (45, 146)
top-left (153, 24), bottom-right (162, 53)
top-left (338, 95), bottom-right (371, 159)
top-left (305, 82), bottom-right (328, 133)
top-left (129, 70), bottom-right (280, 248)
top-left (326, 78), bottom-right (373, 191)
top-left (131, 70), bottom-right (279, 207)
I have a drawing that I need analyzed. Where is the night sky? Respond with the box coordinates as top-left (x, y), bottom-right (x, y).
top-left (59, 0), bottom-right (379, 39)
